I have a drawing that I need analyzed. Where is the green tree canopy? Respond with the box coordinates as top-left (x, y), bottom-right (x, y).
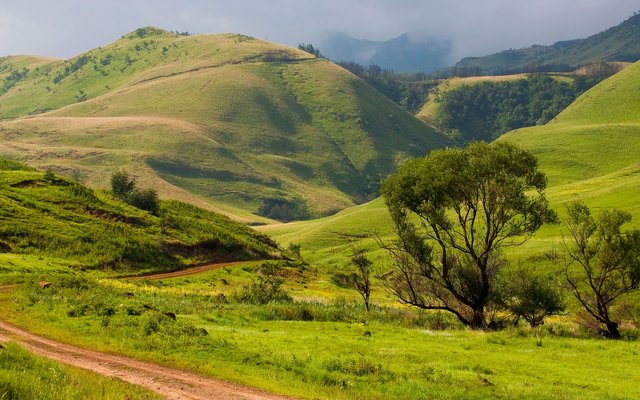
top-left (564, 202), bottom-right (640, 338)
top-left (380, 142), bottom-right (557, 329)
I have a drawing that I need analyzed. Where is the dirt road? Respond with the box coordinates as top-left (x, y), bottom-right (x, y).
top-left (0, 262), bottom-right (295, 399)
top-left (0, 319), bottom-right (294, 400)
top-left (124, 261), bottom-right (249, 281)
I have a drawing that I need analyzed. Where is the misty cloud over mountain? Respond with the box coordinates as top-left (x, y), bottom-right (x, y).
top-left (320, 32), bottom-right (452, 73)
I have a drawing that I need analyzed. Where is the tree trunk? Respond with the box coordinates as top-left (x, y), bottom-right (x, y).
top-left (470, 308), bottom-right (487, 330)
top-left (604, 321), bottom-right (621, 339)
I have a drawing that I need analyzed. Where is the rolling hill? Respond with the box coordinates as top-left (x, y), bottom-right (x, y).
top-left (450, 13), bottom-right (640, 75)
top-left (0, 27), bottom-right (449, 223)
top-left (0, 157), bottom-right (281, 282)
top-left (261, 60), bottom-right (640, 272)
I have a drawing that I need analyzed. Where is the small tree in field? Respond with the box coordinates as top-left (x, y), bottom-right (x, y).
top-left (348, 243), bottom-right (373, 311)
top-left (380, 142), bottom-right (557, 329)
top-left (127, 188), bottom-right (160, 215)
top-left (499, 267), bottom-right (565, 327)
top-left (564, 201), bottom-right (640, 338)
top-left (111, 171), bottom-right (135, 200)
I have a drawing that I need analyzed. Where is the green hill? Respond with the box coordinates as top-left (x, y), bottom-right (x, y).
top-left (0, 158), bottom-right (281, 282)
top-left (0, 27), bottom-right (449, 223)
top-left (262, 62), bottom-right (640, 272)
top-left (450, 13), bottom-right (640, 75)
top-left (501, 60), bottom-right (640, 185)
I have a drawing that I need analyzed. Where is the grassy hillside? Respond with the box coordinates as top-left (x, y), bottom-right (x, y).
top-left (263, 62), bottom-right (640, 276)
top-left (0, 27), bottom-right (449, 222)
top-left (502, 60), bottom-right (640, 185)
top-left (0, 158), bottom-right (281, 282)
top-left (450, 13), bottom-right (640, 75)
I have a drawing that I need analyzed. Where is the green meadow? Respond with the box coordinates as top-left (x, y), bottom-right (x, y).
top-left (2, 272), bottom-right (640, 400)
top-left (0, 27), bottom-right (640, 400)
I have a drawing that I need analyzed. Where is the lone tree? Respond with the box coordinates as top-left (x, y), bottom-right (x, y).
top-left (380, 142), bottom-right (556, 329)
top-left (348, 243), bottom-right (373, 312)
top-left (111, 171), bottom-right (135, 200)
top-left (564, 201), bottom-right (640, 338)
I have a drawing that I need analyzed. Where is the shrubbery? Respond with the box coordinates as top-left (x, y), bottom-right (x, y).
top-left (110, 171), bottom-right (159, 215)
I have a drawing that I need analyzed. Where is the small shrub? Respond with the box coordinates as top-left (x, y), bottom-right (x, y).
top-left (127, 189), bottom-right (160, 215)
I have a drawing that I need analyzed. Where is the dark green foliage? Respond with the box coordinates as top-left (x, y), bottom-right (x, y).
top-left (339, 61), bottom-right (434, 113)
top-left (110, 171), bottom-right (135, 199)
top-left (1, 67), bottom-right (29, 94)
top-left (564, 202), bottom-right (640, 339)
top-left (380, 142), bottom-right (556, 329)
top-left (498, 267), bottom-right (565, 327)
top-left (258, 197), bottom-right (310, 222)
top-left (110, 171), bottom-right (159, 215)
top-left (297, 43), bottom-right (322, 58)
top-left (436, 75), bottom-right (590, 143)
top-left (127, 189), bottom-right (160, 215)
top-left (64, 56), bottom-right (90, 76)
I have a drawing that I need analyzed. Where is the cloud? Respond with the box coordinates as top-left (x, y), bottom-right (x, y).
top-left (0, 0), bottom-right (638, 61)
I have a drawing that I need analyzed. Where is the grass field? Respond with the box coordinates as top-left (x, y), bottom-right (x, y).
top-left (2, 274), bottom-right (640, 400)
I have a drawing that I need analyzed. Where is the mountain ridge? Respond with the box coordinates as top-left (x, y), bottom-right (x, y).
top-left (450, 13), bottom-right (640, 75)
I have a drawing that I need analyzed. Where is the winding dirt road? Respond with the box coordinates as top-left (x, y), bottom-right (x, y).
top-left (0, 263), bottom-right (296, 400)
top-left (124, 261), bottom-right (248, 281)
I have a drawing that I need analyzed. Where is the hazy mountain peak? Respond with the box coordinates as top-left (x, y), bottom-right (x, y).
top-left (320, 32), bottom-right (451, 73)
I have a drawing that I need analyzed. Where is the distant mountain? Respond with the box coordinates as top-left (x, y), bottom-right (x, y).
top-left (321, 32), bottom-right (451, 73)
top-left (0, 27), bottom-right (449, 223)
top-left (450, 13), bottom-right (640, 75)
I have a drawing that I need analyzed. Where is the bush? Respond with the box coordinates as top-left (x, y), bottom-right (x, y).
top-left (110, 171), bottom-right (159, 215)
top-left (127, 189), bottom-right (160, 215)
top-left (233, 263), bottom-right (292, 305)
top-left (498, 267), bottom-right (565, 327)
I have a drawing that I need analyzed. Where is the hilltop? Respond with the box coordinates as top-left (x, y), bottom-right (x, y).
top-left (0, 27), bottom-right (449, 222)
top-left (449, 13), bottom-right (640, 75)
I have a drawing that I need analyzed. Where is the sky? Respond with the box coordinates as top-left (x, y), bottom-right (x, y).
top-left (1, 0), bottom-right (639, 62)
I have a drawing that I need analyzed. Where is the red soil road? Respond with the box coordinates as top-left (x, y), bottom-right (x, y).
top-left (0, 319), bottom-right (295, 400)
top-left (0, 284), bottom-right (18, 293)
top-left (123, 261), bottom-right (249, 281)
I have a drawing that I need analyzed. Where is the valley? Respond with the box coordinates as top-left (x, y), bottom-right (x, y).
top-left (1, 9), bottom-right (640, 400)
